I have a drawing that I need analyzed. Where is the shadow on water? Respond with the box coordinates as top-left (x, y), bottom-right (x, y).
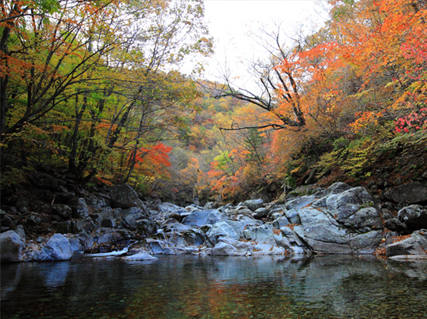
top-left (2, 255), bottom-right (427, 318)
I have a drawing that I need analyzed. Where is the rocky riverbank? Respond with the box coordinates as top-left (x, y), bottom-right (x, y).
top-left (1, 173), bottom-right (427, 262)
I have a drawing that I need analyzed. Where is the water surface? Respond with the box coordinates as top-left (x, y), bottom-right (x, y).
top-left (2, 255), bottom-right (427, 318)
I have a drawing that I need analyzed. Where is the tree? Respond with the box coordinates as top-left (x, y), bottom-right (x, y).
top-left (213, 29), bottom-right (306, 131)
top-left (0, 0), bottom-right (213, 188)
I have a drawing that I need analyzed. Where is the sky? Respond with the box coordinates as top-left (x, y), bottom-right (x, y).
top-left (200, 0), bottom-right (328, 86)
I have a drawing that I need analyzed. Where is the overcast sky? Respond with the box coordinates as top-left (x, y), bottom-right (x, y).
top-left (200, 0), bottom-right (328, 85)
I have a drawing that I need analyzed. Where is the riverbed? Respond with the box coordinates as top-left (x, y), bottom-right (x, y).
top-left (2, 255), bottom-right (427, 318)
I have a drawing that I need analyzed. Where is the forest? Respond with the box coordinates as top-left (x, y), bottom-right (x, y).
top-left (1, 0), bottom-right (426, 205)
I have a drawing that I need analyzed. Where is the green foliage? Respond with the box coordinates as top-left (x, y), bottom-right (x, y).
top-left (316, 137), bottom-right (376, 179)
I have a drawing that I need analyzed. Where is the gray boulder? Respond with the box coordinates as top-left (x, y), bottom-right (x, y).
top-left (294, 185), bottom-right (384, 254)
top-left (273, 216), bottom-right (291, 228)
top-left (212, 242), bottom-right (241, 256)
top-left (386, 230), bottom-right (427, 257)
top-left (182, 209), bottom-right (227, 227)
top-left (242, 199), bottom-right (264, 212)
top-left (398, 205), bottom-right (427, 231)
top-left (1, 210), bottom-right (16, 231)
top-left (284, 208), bottom-right (301, 224)
top-left (252, 207), bottom-right (268, 219)
top-left (34, 234), bottom-right (72, 261)
top-left (285, 195), bottom-right (316, 212)
top-left (110, 184), bottom-right (144, 209)
top-left (385, 182), bottom-right (427, 204)
top-left (206, 221), bottom-right (241, 245)
top-left (121, 207), bottom-right (149, 230)
top-left (0, 230), bottom-right (25, 263)
top-left (73, 217), bottom-right (95, 233)
top-left (384, 218), bottom-right (408, 233)
top-left (97, 207), bottom-right (116, 228)
top-left (243, 223), bottom-right (275, 244)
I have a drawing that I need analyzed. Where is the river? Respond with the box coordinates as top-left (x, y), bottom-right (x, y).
top-left (2, 255), bottom-right (427, 318)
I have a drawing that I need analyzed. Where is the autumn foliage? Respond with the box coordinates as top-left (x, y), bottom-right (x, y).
top-left (1, 0), bottom-right (426, 204)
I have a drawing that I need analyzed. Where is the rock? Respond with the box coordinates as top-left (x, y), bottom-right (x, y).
top-left (252, 207), bottom-right (268, 219)
top-left (285, 195), bottom-right (316, 212)
top-left (73, 218), bottom-right (95, 233)
top-left (29, 172), bottom-right (59, 190)
top-left (110, 184), bottom-right (144, 209)
top-left (0, 230), bottom-right (25, 263)
top-left (243, 223), bottom-right (275, 244)
top-left (324, 187), bottom-right (378, 222)
top-left (15, 225), bottom-right (26, 243)
top-left (65, 235), bottom-right (83, 254)
top-left (284, 209), bottom-right (301, 224)
top-left (323, 182), bottom-right (353, 196)
top-left (267, 205), bottom-right (286, 220)
top-left (1, 211), bottom-right (16, 230)
top-left (85, 193), bottom-right (110, 208)
top-left (242, 199), bottom-right (264, 212)
top-left (212, 242), bottom-right (240, 256)
top-left (182, 229), bottom-right (205, 246)
top-left (34, 234), bottom-right (72, 261)
top-left (182, 209), bottom-right (227, 227)
top-left (398, 205), bottom-right (427, 231)
top-left (252, 243), bottom-right (287, 255)
top-left (98, 208), bottom-right (116, 228)
top-left (386, 230), bottom-right (427, 257)
top-left (295, 184), bottom-right (384, 254)
top-left (69, 198), bottom-right (90, 219)
top-left (272, 216), bottom-right (290, 228)
top-left (385, 182), bottom-right (427, 204)
top-left (206, 221), bottom-right (241, 245)
top-left (338, 207), bottom-right (383, 232)
top-left (381, 208), bottom-right (394, 221)
top-left (121, 207), bottom-right (148, 230)
top-left (384, 218), bottom-right (408, 233)
top-left (135, 219), bottom-right (157, 237)
top-left (123, 252), bottom-right (157, 261)
top-left (92, 228), bottom-right (132, 251)
top-left (157, 202), bottom-right (183, 215)
top-left (15, 195), bottom-right (29, 213)
top-left (52, 204), bottom-right (73, 219)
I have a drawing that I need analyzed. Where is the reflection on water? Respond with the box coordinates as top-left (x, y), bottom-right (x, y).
top-left (1, 255), bottom-right (427, 318)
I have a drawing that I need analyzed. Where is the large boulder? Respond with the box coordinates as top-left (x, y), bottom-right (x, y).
top-left (384, 218), bottom-right (408, 233)
top-left (386, 230), bottom-right (427, 257)
top-left (109, 184), bottom-right (144, 209)
top-left (182, 209), bottom-right (227, 227)
top-left (398, 205), bottom-right (427, 231)
top-left (0, 230), bottom-right (25, 263)
top-left (385, 182), bottom-right (427, 204)
top-left (293, 184), bottom-right (384, 254)
top-left (34, 234), bottom-right (72, 261)
top-left (205, 221), bottom-right (242, 245)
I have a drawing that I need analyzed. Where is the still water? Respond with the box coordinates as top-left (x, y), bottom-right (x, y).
top-left (2, 255), bottom-right (427, 319)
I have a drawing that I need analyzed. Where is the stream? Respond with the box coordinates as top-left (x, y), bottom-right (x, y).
top-left (2, 255), bottom-right (427, 318)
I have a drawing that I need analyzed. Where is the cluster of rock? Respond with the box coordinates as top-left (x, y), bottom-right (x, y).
top-left (1, 176), bottom-right (427, 263)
